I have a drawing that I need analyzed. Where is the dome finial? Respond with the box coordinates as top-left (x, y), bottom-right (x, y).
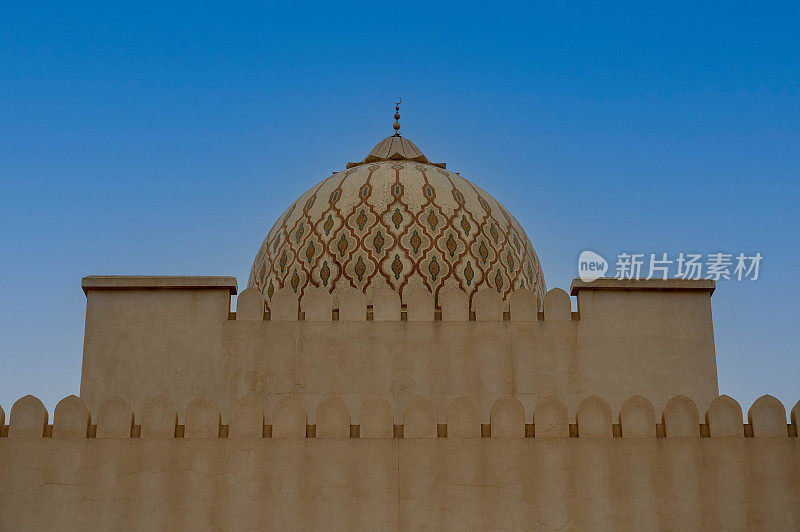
top-left (393, 97), bottom-right (402, 136)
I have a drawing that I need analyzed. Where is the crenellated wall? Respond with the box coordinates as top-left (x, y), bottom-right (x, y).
top-left (80, 276), bottom-right (719, 426)
top-left (0, 393), bottom-right (798, 529)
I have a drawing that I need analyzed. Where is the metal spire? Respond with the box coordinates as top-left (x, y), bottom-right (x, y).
top-left (393, 97), bottom-right (402, 136)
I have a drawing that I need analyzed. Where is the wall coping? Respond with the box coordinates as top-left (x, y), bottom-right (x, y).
top-left (82, 276), bottom-right (238, 295)
top-left (570, 278), bottom-right (715, 296)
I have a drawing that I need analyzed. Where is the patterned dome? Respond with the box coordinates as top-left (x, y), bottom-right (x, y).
top-left (248, 135), bottom-right (546, 310)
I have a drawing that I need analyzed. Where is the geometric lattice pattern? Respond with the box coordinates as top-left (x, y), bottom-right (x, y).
top-left (249, 160), bottom-right (546, 310)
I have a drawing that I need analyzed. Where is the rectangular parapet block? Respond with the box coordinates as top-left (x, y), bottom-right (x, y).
top-left (80, 275), bottom-right (238, 424)
top-left (569, 277), bottom-right (719, 417)
top-left (82, 275), bottom-right (238, 295)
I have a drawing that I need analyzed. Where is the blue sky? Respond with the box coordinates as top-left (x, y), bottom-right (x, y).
top-left (1, 2), bottom-right (798, 416)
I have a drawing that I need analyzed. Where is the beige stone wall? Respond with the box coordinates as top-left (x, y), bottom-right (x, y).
top-left (1, 393), bottom-right (798, 530)
top-left (80, 277), bottom-right (237, 422)
top-left (570, 279), bottom-right (719, 415)
top-left (80, 277), bottom-right (718, 424)
top-left (225, 280), bottom-right (719, 424)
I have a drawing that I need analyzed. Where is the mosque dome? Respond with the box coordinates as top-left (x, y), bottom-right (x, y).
top-left (248, 124), bottom-right (546, 310)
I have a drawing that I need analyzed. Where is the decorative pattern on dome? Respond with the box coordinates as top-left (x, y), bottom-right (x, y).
top-left (249, 162), bottom-right (545, 310)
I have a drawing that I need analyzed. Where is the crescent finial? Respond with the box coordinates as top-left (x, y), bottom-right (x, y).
top-left (393, 98), bottom-right (402, 136)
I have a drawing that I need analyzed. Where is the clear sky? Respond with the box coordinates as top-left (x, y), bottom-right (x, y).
top-left (1, 2), bottom-right (798, 416)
